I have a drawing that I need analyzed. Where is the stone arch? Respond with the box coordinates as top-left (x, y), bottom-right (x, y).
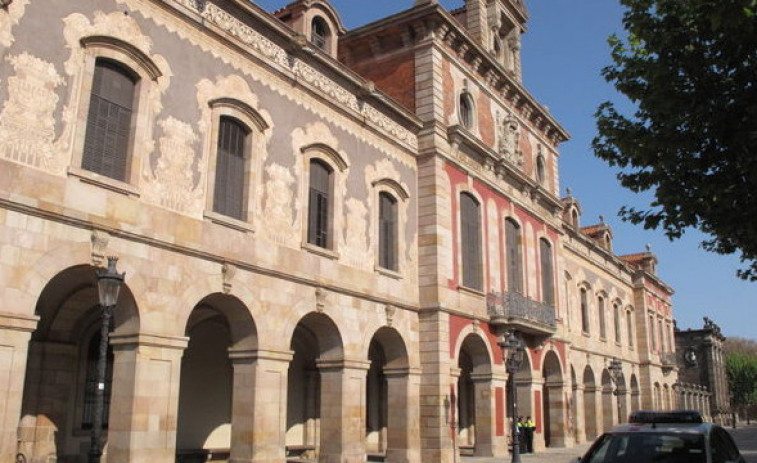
top-left (176, 292), bottom-right (258, 456)
top-left (601, 369), bottom-right (614, 432)
top-left (456, 333), bottom-right (494, 455)
top-left (286, 312), bottom-right (345, 458)
top-left (542, 350), bottom-right (565, 447)
top-left (582, 366), bottom-right (598, 440)
top-left (19, 263), bottom-right (141, 462)
top-left (365, 327), bottom-right (415, 461)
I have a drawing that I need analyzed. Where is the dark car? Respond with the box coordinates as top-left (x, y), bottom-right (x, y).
top-left (577, 410), bottom-right (745, 463)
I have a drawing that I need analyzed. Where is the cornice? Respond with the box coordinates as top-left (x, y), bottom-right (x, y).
top-left (342, 3), bottom-right (570, 148)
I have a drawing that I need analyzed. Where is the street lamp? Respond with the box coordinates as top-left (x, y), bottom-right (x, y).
top-left (608, 357), bottom-right (624, 423)
top-left (89, 257), bottom-right (125, 463)
top-left (498, 332), bottom-right (525, 463)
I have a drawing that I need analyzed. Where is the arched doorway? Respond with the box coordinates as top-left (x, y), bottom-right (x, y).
top-left (366, 327), bottom-right (414, 463)
top-left (19, 264), bottom-right (139, 462)
top-left (456, 334), bottom-right (493, 457)
top-left (542, 351), bottom-right (564, 447)
top-left (582, 366), bottom-right (597, 440)
top-left (176, 293), bottom-right (257, 461)
top-left (287, 313), bottom-right (344, 462)
top-left (601, 369), bottom-right (614, 432)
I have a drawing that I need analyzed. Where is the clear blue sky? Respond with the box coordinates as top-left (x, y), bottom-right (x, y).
top-left (254, 0), bottom-right (757, 341)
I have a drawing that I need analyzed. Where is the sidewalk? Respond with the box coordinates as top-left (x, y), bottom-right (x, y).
top-left (462, 441), bottom-right (592, 463)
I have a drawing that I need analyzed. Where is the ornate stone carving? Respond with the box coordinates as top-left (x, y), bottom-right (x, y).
top-left (262, 163), bottom-right (298, 246)
top-left (0, 53), bottom-right (66, 173)
top-left (497, 110), bottom-right (523, 166)
top-left (0, 0), bottom-right (28, 48)
top-left (222, 262), bottom-right (236, 294)
top-left (385, 304), bottom-right (396, 327)
top-left (315, 287), bottom-right (327, 313)
top-left (90, 230), bottom-right (110, 266)
top-left (142, 117), bottom-right (203, 214)
top-left (342, 198), bottom-right (370, 269)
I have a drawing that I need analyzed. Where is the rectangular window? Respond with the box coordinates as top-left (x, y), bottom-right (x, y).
top-left (505, 219), bottom-right (523, 294)
top-left (213, 117), bottom-right (247, 220)
top-left (308, 160), bottom-right (331, 248)
top-left (378, 192), bottom-right (398, 271)
top-left (540, 239), bottom-right (554, 306)
top-left (460, 193), bottom-right (482, 290)
top-left (82, 60), bottom-right (136, 182)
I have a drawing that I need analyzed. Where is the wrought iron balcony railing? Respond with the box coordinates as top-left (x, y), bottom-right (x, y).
top-left (487, 291), bottom-right (557, 336)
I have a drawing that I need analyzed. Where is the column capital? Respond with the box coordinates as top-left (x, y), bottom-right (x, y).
top-left (228, 348), bottom-right (294, 363)
top-left (0, 312), bottom-right (39, 332)
top-left (316, 358), bottom-right (372, 372)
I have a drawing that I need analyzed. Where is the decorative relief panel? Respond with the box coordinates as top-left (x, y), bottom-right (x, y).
top-left (0, 0), bottom-right (29, 48)
top-left (497, 110), bottom-right (523, 166)
top-left (292, 59), bottom-right (360, 113)
top-left (0, 53), bottom-right (66, 173)
top-left (342, 198), bottom-right (370, 269)
top-left (262, 163), bottom-right (298, 246)
top-left (142, 117), bottom-right (203, 214)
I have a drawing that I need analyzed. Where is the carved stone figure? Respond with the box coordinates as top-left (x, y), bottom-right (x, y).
top-left (497, 110), bottom-right (523, 166)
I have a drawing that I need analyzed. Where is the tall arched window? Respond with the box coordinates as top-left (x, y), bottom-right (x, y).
top-left (311, 16), bottom-right (330, 50)
top-left (213, 116), bottom-right (249, 220)
top-left (82, 59), bottom-right (137, 182)
top-left (540, 238), bottom-right (554, 306)
top-left (580, 287), bottom-right (589, 333)
top-left (460, 193), bottom-right (482, 290)
top-left (505, 218), bottom-right (523, 294)
top-left (536, 154), bottom-right (546, 185)
top-left (614, 302), bottom-right (622, 343)
top-left (378, 192), bottom-right (398, 271)
top-left (459, 92), bottom-right (475, 129)
top-left (307, 159), bottom-right (333, 248)
top-left (627, 310), bottom-right (634, 347)
top-left (598, 295), bottom-right (606, 339)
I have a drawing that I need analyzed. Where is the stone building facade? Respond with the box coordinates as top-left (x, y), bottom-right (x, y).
top-left (0, 0), bottom-right (678, 462)
top-left (675, 318), bottom-right (731, 425)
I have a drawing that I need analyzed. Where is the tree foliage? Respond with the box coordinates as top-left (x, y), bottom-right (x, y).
top-left (593, 0), bottom-right (757, 279)
top-left (725, 352), bottom-right (757, 412)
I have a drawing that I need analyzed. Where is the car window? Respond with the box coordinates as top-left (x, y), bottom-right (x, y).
top-left (711, 428), bottom-right (740, 463)
top-left (583, 432), bottom-right (705, 463)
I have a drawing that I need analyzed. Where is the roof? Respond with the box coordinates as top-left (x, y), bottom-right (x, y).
top-left (609, 422), bottom-right (717, 435)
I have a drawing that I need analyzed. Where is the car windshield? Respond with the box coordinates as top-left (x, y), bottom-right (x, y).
top-left (583, 432), bottom-right (706, 463)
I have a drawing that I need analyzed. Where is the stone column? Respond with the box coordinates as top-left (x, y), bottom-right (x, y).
top-left (384, 367), bottom-right (421, 463)
top-left (470, 373), bottom-right (494, 457)
top-left (573, 384), bottom-right (586, 444)
top-left (228, 349), bottom-right (293, 463)
top-left (543, 379), bottom-right (567, 448)
top-left (489, 374), bottom-right (507, 457)
top-left (107, 333), bottom-right (187, 463)
top-left (0, 313), bottom-right (37, 463)
top-left (317, 359), bottom-right (370, 463)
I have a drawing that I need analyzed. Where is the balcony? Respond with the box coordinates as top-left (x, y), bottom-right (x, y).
top-left (487, 291), bottom-right (557, 337)
top-left (660, 351), bottom-right (678, 372)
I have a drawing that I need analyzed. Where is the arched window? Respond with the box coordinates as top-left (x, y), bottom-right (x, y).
top-left (307, 159), bottom-right (333, 248)
top-left (213, 116), bottom-right (249, 220)
top-left (378, 192), bottom-right (398, 271)
top-left (460, 193), bottom-right (482, 290)
top-left (627, 310), bottom-right (634, 347)
top-left (505, 218), bottom-right (523, 294)
top-left (571, 208), bottom-right (579, 228)
top-left (598, 295), bottom-right (606, 339)
top-left (536, 154), bottom-right (546, 185)
top-left (580, 287), bottom-right (589, 333)
top-left (540, 238), bottom-right (554, 306)
top-left (311, 16), bottom-right (330, 50)
top-left (459, 92), bottom-right (475, 129)
top-left (613, 302), bottom-right (622, 343)
top-left (82, 59), bottom-right (137, 181)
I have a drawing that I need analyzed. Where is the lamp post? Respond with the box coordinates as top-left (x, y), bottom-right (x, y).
top-left (498, 332), bottom-right (525, 463)
top-left (89, 257), bottom-right (125, 463)
top-left (608, 357), bottom-right (623, 423)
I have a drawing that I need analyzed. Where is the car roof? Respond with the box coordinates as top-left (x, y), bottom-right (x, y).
top-left (607, 421), bottom-right (718, 435)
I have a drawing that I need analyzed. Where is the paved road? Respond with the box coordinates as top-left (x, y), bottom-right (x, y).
top-left (462, 424), bottom-right (757, 463)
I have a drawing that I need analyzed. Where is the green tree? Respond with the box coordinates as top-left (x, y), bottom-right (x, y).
top-left (725, 352), bottom-right (757, 421)
top-left (593, 0), bottom-right (757, 280)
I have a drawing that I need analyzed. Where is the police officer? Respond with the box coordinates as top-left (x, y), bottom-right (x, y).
top-left (524, 416), bottom-right (536, 453)
top-left (516, 416), bottom-right (525, 451)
